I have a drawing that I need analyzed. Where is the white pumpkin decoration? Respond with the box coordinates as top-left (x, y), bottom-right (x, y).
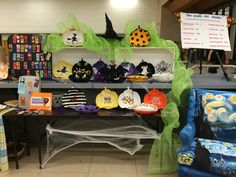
top-left (62, 30), bottom-right (84, 47)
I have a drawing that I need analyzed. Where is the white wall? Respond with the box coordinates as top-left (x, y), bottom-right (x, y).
top-left (0, 0), bottom-right (160, 34)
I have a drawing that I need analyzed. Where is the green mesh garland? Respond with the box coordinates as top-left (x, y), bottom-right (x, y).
top-left (121, 19), bottom-right (193, 174)
top-left (43, 14), bottom-right (132, 61)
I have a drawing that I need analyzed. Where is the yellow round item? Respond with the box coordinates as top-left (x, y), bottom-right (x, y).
top-left (4, 100), bottom-right (18, 107)
top-left (53, 60), bottom-right (72, 79)
top-left (130, 26), bottom-right (151, 47)
top-left (96, 88), bottom-right (118, 109)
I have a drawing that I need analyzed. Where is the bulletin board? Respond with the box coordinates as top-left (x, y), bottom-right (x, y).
top-left (8, 34), bottom-right (52, 79)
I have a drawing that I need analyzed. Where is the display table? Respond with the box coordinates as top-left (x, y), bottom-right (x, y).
top-left (3, 108), bottom-right (161, 169)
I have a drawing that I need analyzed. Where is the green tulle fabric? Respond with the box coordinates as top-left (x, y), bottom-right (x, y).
top-left (43, 14), bottom-right (193, 174)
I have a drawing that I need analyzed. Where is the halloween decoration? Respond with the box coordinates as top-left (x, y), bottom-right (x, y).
top-left (62, 89), bottom-right (86, 109)
top-left (136, 60), bottom-right (155, 77)
top-left (0, 60), bottom-right (8, 80)
top-left (96, 87), bottom-right (118, 109)
top-left (101, 13), bottom-right (123, 40)
top-left (119, 62), bottom-right (137, 77)
top-left (127, 75), bottom-right (148, 82)
top-left (52, 93), bottom-right (63, 108)
top-left (100, 64), bottom-right (126, 82)
top-left (144, 88), bottom-right (167, 109)
top-left (133, 103), bottom-right (158, 115)
top-left (62, 29), bottom-right (84, 47)
top-left (53, 60), bottom-right (72, 79)
top-left (118, 87), bottom-right (141, 109)
top-left (155, 60), bottom-right (172, 74)
top-left (92, 59), bottom-right (107, 82)
top-left (69, 59), bottom-right (93, 82)
top-left (75, 105), bottom-right (100, 113)
top-left (130, 26), bottom-right (151, 47)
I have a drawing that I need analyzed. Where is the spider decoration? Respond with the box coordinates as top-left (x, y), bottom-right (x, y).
top-left (155, 60), bottom-right (172, 74)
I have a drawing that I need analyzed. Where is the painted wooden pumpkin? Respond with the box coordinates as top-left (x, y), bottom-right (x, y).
top-left (53, 60), bottom-right (72, 79)
top-left (130, 26), bottom-right (151, 47)
top-left (100, 64), bottom-right (126, 83)
top-left (136, 60), bottom-right (155, 77)
top-left (0, 61), bottom-right (8, 80)
top-left (69, 59), bottom-right (93, 82)
top-left (62, 29), bottom-right (84, 47)
top-left (96, 87), bottom-right (118, 109)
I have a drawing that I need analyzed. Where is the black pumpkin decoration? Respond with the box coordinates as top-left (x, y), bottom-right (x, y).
top-left (136, 60), bottom-right (155, 77)
top-left (69, 58), bottom-right (93, 82)
top-left (100, 64), bottom-right (127, 83)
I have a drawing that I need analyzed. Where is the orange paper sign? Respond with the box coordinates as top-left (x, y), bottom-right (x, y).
top-left (29, 92), bottom-right (52, 111)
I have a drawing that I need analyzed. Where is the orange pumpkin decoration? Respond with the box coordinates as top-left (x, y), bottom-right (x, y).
top-left (130, 26), bottom-right (151, 47)
top-left (0, 61), bottom-right (8, 80)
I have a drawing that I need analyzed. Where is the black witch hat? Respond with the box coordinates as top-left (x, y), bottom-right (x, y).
top-left (100, 13), bottom-right (124, 40)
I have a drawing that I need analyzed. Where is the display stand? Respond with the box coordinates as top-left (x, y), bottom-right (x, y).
top-left (215, 51), bottom-right (230, 81)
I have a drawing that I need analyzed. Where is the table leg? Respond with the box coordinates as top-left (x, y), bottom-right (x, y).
top-left (23, 117), bottom-right (30, 156)
top-left (10, 121), bottom-right (19, 169)
top-left (37, 118), bottom-right (42, 169)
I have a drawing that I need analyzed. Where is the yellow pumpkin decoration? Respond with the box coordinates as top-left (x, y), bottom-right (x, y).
top-left (0, 61), bottom-right (8, 80)
top-left (130, 26), bottom-right (151, 47)
top-left (96, 87), bottom-right (118, 109)
top-left (53, 60), bottom-right (72, 79)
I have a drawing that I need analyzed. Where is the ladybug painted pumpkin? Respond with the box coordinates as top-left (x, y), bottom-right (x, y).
top-left (69, 59), bottom-right (93, 82)
top-left (136, 60), bottom-right (155, 77)
top-left (0, 61), bottom-right (8, 80)
top-left (130, 26), bottom-right (151, 47)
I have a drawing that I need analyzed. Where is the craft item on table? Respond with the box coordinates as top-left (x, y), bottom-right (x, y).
top-left (74, 105), bottom-right (100, 113)
top-left (62, 29), bottom-right (84, 47)
top-left (136, 60), bottom-right (155, 77)
top-left (69, 59), bottom-right (93, 82)
top-left (53, 60), bottom-right (72, 79)
top-left (127, 75), bottom-right (148, 82)
top-left (118, 87), bottom-right (141, 109)
top-left (144, 88), bottom-right (167, 109)
top-left (0, 60), bottom-right (8, 80)
top-left (3, 100), bottom-right (18, 108)
top-left (152, 72), bottom-right (174, 82)
top-left (96, 87), bottom-right (118, 109)
top-left (8, 34), bottom-right (52, 79)
top-left (155, 60), bottom-right (172, 74)
top-left (119, 62), bottom-right (137, 77)
top-left (92, 59), bottom-right (107, 82)
top-left (100, 64), bottom-right (126, 83)
top-left (130, 26), bottom-right (151, 47)
top-left (62, 89), bottom-right (86, 109)
top-left (18, 76), bottom-right (41, 109)
top-left (29, 92), bottom-right (52, 111)
top-left (133, 103), bottom-right (158, 115)
top-left (52, 93), bottom-right (63, 108)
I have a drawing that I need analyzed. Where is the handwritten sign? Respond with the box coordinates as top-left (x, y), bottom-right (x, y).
top-left (180, 12), bottom-right (231, 51)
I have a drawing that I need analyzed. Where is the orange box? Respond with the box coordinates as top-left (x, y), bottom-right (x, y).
top-left (29, 92), bottom-right (52, 111)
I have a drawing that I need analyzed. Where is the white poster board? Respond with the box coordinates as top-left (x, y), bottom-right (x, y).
top-left (180, 12), bottom-right (231, 51)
